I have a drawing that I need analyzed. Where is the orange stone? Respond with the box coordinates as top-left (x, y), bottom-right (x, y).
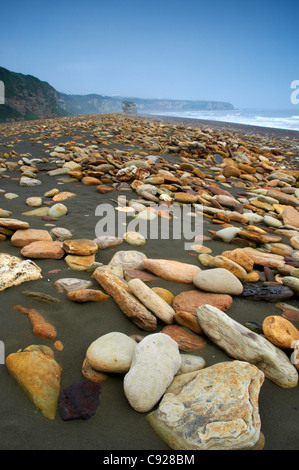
top-left (161, 325), bottom-right (206, 351)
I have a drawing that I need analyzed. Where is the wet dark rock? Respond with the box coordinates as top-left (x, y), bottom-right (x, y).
top-left (241, 283), bottom-right (294, 302)
top-left (245, 321), bottom-right (264, 335)
top-left (58, 379), bottom-right (101, 421)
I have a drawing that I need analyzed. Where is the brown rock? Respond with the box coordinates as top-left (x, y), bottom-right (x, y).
top-left (262, 316), bottom-right (299, 349)
top-left (21, 241), bottom-right (65, 259)
top-left (11, 229), bottom-right (53, 247)
top-left (93, 269), bottom-right (157, 331)
top-left (81, 176), bottom-right (102, 185)
top-left (161, 325), bottom-right (206, 351)
top-left (124, 268), bottom-right (160, 282)
top-left (222, 166), bottom-right (241, 178)
top-left (281, 206), bottom-right (299, 228)
top-left (0, 218), bottom-right (29, 230)
top-left (65, 254), bottom-right (96, 271)
top-left (238, 230), bottom-right (282, 244)
top-left (67, 289), bottom-right (110, 302)
top-left (63, 239), bottom-right (98, 256)
top-left (142, 259), bottom-right (201, 284)
top-left (221, 249), bottom-right (255, 272)
top-left (174, 192), bottom-right (198, 203)
top-left (81, 357), bottom-right (108, 384)
top-left (52, 191), bottom-right (76, 202)
top-left (151, 287), bottom-right (174, 304)
top-left (212, 255), bottom-right (248, 281)
top-left (266, 189), bottom-right (299, 207)
top-left (96, 185), bottom-right (115, 193)
top-left (173, 290), bottom-right (233, 314)
top-left (174, 310), bottom-right (203, 334)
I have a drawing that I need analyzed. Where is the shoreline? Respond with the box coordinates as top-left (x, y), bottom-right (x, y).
top-left (137, 113), bottom-right (299, 139)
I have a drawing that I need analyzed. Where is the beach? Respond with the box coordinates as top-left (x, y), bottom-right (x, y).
top-left (0, 112), bottom-right (299, 451)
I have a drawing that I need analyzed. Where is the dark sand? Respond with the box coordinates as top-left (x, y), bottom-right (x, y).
top-left (0, 113), bottom-right (299, 452)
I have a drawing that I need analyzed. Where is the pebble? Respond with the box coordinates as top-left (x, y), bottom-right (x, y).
top-left (62, 239), bottom-right (98, 256)
top-left (86, 332), bottom-right (137, 373)
top-left (109, 250), bottom-right (147, 270)
top-left (262, 316), bottom-right (299, 349)
top-left (161, 324), bottom-right (207, 351)
top-left (25, 196), bottom-right (43, 207)
top-left (193, 268), bottom-right (244, 295)
top-left (176, 354), bottom-right (205, 374)
top-left (67, 289), bottom-right (110, 303)
top-left (54, 278), bottom-right (93, 293)
top-left (11, 228), bottom-right (53, 247)
top-left (128, 278), bottom-right (175, 324)
top-left (123, 333), bottom-right (181, 412)
top-left (48, 203), bottom-right (68, 217)
top-left (21, 240), bottom-right (65, 259)
top-left (93, 269), bottom-right (157, 331)
top-left (142, 258), bottom-right (201, 284)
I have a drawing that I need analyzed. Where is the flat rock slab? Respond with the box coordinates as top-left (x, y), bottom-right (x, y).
top-left (0, 218), bottom-right (29, 230)
top-left (0, 253), bottom-right (42, 292)
top-left (54, 278), bottom-right (93, 293)
top-left (196, 304), bottom-right (298, 389)
top-left (11, 229), bottom-right (53, 247)
top-left (147, 361), bottom-right (264, 450)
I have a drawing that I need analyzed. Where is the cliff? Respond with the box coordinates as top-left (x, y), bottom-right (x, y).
top-left (0, 66), bottom-right (234, 122)
top-left (0, 67), bottom-right (67, 122)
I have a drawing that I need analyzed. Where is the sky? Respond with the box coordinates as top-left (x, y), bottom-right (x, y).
top-left (0, 0), bottom-right (298, 109)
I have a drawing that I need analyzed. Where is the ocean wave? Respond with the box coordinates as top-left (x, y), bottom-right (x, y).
top-left (149, 110), bottom-right (299, 131)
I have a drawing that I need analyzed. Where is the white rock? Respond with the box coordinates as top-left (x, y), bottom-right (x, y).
top-left (128, 278), bottom-right (175, 324)
top-left (214, 226), bottom-right (241, 243)
top-left (193, 267), bottom-right (243, 295)
top-left (86, 332), bottom-right (137, 373)
top-left (19, 176), bottom-right (42, 186)
top-left (26, 197), bottom-right (43, 207)
top-left (0, 253), bottom-right (42, 291)
top-left (176, 354), bottom-right (206, 375)
top-left (263, 215), bottom-right (282, 228)
top-left (124, 231), bottom-right (146, 246)
top-left (48, 203), bottom-right (68, 217)
top-left (124, 333), bottom-right (181, 412)
top-left (109, 250), bottom-right (147, 270)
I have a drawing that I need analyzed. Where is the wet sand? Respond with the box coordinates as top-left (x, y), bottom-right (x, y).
top-left (0, 113), bottom-right (299, 451)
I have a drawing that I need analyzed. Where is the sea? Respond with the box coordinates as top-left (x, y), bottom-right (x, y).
top-left (147, 109), bottom-right (299, 132)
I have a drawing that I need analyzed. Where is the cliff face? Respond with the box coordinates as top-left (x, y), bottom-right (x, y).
top-left (0, 67), bottom-right (67, 122)
top-left (0, 66), bottom-right (234, 122)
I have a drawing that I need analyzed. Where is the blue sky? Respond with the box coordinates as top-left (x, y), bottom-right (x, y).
top-left (1, 0), bottom-right (298, 109)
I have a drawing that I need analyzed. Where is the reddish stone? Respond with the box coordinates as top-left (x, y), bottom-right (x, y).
top-left (161, 325), bottom-right (207, 351)
top-left (58, 379), bottom-right (101, 420)
top-left (173, 290), bottom-right (233, 314)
